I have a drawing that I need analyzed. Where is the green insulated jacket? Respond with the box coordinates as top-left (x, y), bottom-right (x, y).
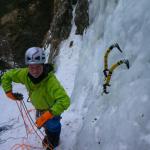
top-left (2, 68), bottom-right (70, 116)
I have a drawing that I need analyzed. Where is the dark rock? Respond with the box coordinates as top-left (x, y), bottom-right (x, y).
top-left (71, 0), bottom-right (78, 5)
top-left (0, 60), bottom-right (12, 70)
top-left (50, 0), bottom-right (72, 40)
top-left (0, 0), bottom-right (89, 67)
top-left (74, 0), bottom-right (89, 35)
top-left (0, 0), bottom-right (53, 66)
top-left (69, 41), bottom-right (74, 47)
top-left (48, 0), bottom-right (73, 63)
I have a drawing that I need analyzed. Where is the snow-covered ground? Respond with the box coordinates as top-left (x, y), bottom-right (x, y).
top-left (1, 0), bottom-right (150, 150)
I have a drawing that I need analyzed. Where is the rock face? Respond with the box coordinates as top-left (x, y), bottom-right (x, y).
top-left (71, 0), bottom-right (78, 5)
top-left (0, 0), bottom-right (89, 68)
top-left (48, 0), bottom-right (89, 63)
top-left (0, 0), bottom-right (53, 66)
top-left (74, 0), bottom-right (89, 35)
top-left (47, 0), bottom-right (73, 63)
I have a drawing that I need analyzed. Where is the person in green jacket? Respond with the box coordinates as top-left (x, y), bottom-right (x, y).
top-left (1, 47), bottom-right (70, 150)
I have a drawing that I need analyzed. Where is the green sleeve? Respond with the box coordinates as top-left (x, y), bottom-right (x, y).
top-left (49, 74), bottom-right (70, 116)
top-left (0, 76), bottom-right (1, 85)
top-left (1, 68), bottom-right (28, 92)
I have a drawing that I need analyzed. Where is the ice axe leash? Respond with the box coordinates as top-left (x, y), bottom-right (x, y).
top-left (102, 43), bottom-right (130, 95)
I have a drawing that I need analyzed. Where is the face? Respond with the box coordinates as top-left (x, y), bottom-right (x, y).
top-left (28, 64), bottom-right (43, 78)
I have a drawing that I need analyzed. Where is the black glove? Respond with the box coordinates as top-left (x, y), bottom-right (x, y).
top-left (6, 91), bottom-right (23, 101)
top-left (13, 92), bottom-right (23, 100)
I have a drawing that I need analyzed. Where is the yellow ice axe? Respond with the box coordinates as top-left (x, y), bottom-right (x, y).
top-left (103, 43), bottom-right (122, 77)
top-left (102, 59), bottom-right (129, 94)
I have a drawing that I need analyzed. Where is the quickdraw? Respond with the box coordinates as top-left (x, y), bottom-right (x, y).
top-left (102, 43), bottom-right (130, 95)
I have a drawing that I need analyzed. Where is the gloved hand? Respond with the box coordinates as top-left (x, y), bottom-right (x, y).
top-left (6, 91), bottom-right (23, 101)
top-left (35, 111), bottom-right (54, 128)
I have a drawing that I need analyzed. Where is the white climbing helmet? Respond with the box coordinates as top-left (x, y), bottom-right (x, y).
top-left (25, 47), bottom-right (46, 65)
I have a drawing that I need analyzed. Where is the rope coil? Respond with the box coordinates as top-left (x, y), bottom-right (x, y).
top-left (10, 100), bottom-right (53, 150)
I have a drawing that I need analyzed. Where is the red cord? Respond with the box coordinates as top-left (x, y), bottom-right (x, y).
top-left (11, 101), bottom-right (53, 150)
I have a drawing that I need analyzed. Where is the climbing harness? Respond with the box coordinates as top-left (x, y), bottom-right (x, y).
top-left (102, 43), bottom-right (130, 95)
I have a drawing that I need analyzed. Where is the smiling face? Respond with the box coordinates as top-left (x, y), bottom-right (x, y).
top-left (28, 64), bottom-right (43, 78)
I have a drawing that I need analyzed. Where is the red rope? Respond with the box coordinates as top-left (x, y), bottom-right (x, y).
top-left (12, 100), bottom-right (53, 150)
top-left (11, 143), bottom-right (43, 150)
top-left (16, 101), bottom-right (29, 137)
top-left (21, 101), bottom-right (54, 150)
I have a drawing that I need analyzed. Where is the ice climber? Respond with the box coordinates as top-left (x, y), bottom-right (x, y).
top-left (1, 47), bottom-right (70, 150)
